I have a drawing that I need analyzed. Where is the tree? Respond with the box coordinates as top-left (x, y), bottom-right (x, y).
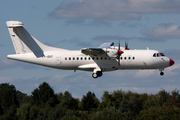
top-left (91, 106), bottom-right (127, 120)
top-left (136, 106), bottom-right (180, 120)
top-left (31, 82), bottom-right (58, 107)
top-left (17, 103), bottom-right (31, 120)
top-left (29, 105), bottom-right (40, 119)
top-left (166, 90), bottom-right (180, 108)
top-left (0, 83), bottom-right (19, 112)
top-left (59, 91), bottom-right (78, 110)
top-left (123, 91), bottom-right (144, 119)
top-left (16, 90), bottom-right (32, 106)
top-left (111, 90), bottom-right (124, 108)
top-left (98, 91), bottom-right (112, 109)
top-left (158, 89), bottom-right (170, 106)
top-left (81, 91), bottom-right (100, 111)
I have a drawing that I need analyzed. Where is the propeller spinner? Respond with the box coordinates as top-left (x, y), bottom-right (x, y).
top-left (117, 40), bottom-right (124, 66)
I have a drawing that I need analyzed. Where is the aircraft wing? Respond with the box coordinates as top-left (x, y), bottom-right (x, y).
top-left (81, 42), bottom-right (114, 56)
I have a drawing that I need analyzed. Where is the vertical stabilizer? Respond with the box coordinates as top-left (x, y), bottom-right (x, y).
top-left (6, 21), bottom-right (67, 57)
top-left (7, 21), bottom-right (28, 54)
top-left (7, 21), bottom-right (45, 57)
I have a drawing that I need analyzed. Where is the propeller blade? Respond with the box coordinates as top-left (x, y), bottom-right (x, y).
top-left (118, 40), bottom-right (120, 51)
top-left (117, 40), bottom-right (124, 55)
top-left (125, 41), bottom-right (130, 50)
top-left (125, 41), bottom-right (127, 49)
top-left (117, 40), bottom-right (123, 66)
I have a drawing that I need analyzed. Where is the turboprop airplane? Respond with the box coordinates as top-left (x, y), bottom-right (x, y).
top-left (6, 21), bottom-right (175, 78)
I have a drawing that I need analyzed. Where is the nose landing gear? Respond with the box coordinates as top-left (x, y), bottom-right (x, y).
top-left (159, 69), bottom-right (164, 76)
top-left (160, 71), bottom-right (164, 76)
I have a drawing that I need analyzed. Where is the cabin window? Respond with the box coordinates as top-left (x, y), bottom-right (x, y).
top-left (124, 57), bottom-right (126, 60)
top-left (65, 57), bottom-right (67, 60)
top-left (128, 57), bottom-right (131, 60)
top-left (85, 57), bottom-right (87, 60)
top-left (77, 57), bottom-right (79, 60)
top-left (101, 57), bottom-right (103, 60)
top-left (92, 57), bottom-right (94, 60)
top-left (133, 57), bottom-right (135, 60)
top-left (81, 57), bottom-right (83, 60)
top-left (73, 57), bottom-right (75, 60)
top-left (69, 57), bottom-right (71, 60)
top-left (89, 57), bottom-right (91, 60)
top-left (105, 57), bottom-right (107, 60)
top-left (121, 57), bottom-right (123, 60)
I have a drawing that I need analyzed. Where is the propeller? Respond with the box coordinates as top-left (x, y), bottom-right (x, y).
top-left (125, 41), bottom-right (130, 50)
top-left (117, 40), bottom-right (124, 66)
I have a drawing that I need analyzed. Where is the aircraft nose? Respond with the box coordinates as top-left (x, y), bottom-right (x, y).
top-left (169, 59), bottom-right (175, 66)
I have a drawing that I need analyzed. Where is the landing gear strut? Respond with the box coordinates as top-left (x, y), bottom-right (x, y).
top-left (92, 71), bottom-right (103, 78)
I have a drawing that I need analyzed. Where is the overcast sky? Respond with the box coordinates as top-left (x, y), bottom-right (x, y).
top-left (0, 0), bottom-right (180, 99)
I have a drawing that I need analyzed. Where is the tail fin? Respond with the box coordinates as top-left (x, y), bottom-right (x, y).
top-left (6, 21), bottom-right (65, 57)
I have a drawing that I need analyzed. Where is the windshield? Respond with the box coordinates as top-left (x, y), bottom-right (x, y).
top-left (153, 53), bottom-right (165, 57)
top-left (160, 53), bottom-right (165, 56)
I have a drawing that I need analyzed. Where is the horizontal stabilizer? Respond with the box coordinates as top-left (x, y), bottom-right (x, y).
top-left (6, 21), bottom-right (23, 28)
top-left (98, 42), bottom-right (114, 48)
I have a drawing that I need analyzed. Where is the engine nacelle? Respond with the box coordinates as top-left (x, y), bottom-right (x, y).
top-left (103, 48), bottom-right (117, 58)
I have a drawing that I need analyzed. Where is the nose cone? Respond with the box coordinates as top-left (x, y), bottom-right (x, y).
top-left (169, 59), bottom-right (175, 66)
top-left (118, 50), bottom-right (124, 55)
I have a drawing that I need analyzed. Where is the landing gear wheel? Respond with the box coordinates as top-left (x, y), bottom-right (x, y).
top-left (92, 73), bottom-right (98, 78)
top-left (92, 71), bottom-right (103, 78)
top-left (160, 72), bottom-right (164, 76)
top-left (97, 71), bottom-right (103, 77)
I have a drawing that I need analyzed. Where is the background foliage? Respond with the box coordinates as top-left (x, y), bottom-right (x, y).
top-left (0, 82), bottom-right (180, 120)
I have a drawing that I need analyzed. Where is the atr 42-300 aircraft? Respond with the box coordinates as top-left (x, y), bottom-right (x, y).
top-left (6, 21), bottom-right (175, 78)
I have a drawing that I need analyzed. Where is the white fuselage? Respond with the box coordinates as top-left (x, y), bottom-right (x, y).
top-left (7, 49), bottom-right (170, 72)
top-left (6, 21), bottom-right (174, 78)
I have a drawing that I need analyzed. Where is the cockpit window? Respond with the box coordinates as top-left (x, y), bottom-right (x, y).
top-left (153, 53), bottom-right (165, 57)
top-left (157, 53), bottom-right (160, 57)
top-left (160, 53), bottom-right (165, 56)
top-left (153, 53), bottom-right (156, 57)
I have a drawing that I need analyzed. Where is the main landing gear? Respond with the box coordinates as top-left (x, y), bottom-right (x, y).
top-left (92, 71), bottom-right (103, 78)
